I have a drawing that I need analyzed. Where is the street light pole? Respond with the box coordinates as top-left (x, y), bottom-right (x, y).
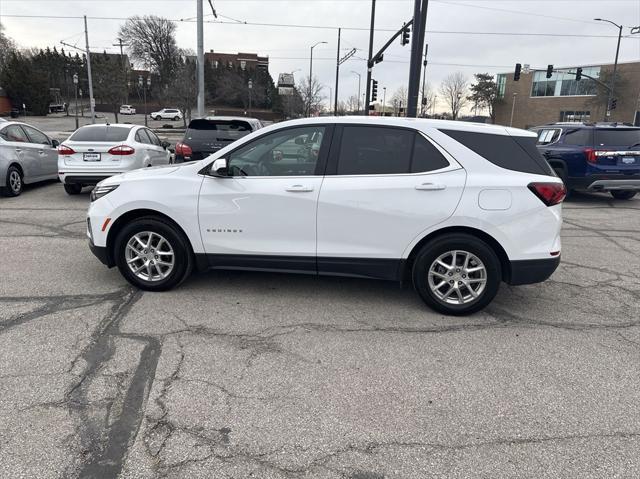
top-left (308, 41), bottom-right (327, 117)
top-left (594, 19), bottom-right (623, 119)
top-left (73, 73), bottom-right (79, 129)
top-left (382, 87), bottom-right (387, 116)
top-left (510, 92), bottom-right (518, 127)
top-left (248, 79), bottom-right (253, 116)
top-left (351, 71), bottom-right (361, 114)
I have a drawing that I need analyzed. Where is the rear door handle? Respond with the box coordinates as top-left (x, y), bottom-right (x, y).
top-left (15, 148), bottom-right (22, 153)
top-left (285, 184), bottom-right (314, 192)
top-left (415, 183), bottom-right (446, 191)
top-left (38, 150), bottom-right (45, 155)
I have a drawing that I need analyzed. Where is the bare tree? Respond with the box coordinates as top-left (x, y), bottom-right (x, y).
top-left (345, 94), bottom-right (359, 113)
top-left (119, 16), bottom-right (179, 88)
top-left (391, 86), bottom-right (408, 114)
top-left (299, 76), bottom-right (324, 116)
top-left (439, 72), bottom-right (468, 120)
top-left (0, 24), bottom-right (16, 73)
top-left (168, 55), bottom-right (197, 126)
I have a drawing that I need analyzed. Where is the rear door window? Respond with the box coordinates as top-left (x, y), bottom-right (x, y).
top-left (337, 126), bottom-right (414, 175)
top-left (561, 128), bottom-right (592, 146)
top-left (0, 125), bottom-right (29, 143)
top-left (440, 129), bottom-right (553, 175)
top-left (135, 129), bottom-right (152, 144)
top-left (146, 129), bottom-right (161, 146)
top-left (594, 129), bottom-right (640, 147)
top-left (70, 126), bottom-right (131, 142)
top-left (411, 134), bottom-right (450, 173)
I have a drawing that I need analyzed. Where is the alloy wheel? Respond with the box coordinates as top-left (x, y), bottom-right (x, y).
top-left (125, 231), bottom-right (175, 282)
top-left (427, 250), bottom-right (487, 305)
top-left (9, 170), bottom-right (21, 193)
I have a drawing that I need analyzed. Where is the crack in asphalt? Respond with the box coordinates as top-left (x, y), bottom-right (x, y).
top-left (0, 218), bottom-right (86, 240)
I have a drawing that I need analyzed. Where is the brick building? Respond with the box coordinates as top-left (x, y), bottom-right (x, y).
top-left (494, 61), bottom-right (640, 129)
top-left (204, 51), bottom-right (269, 71)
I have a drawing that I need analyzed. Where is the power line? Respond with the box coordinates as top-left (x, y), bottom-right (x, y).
top-left (2, 14), bottom-right (637, 39)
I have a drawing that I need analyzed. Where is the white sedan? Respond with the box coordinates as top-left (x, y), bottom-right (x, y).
top-left (58, 124), bottom-right (171, 195)
top-left (150, 108), bottom-right (183, 121)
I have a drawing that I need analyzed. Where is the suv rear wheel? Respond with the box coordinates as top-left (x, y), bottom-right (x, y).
top-left (412, 233), bottom-right (501, 316)
top-left (114, 217), bottom-right (193, 291)
top-left (610, 190), bottom-right (637, 200)
top-left (64, 184), bottom-right (83, 195)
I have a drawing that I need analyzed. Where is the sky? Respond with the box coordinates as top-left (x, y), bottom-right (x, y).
top-left (1, 0), bottom-right (640, 113)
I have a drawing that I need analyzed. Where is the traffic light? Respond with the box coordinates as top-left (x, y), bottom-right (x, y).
top-left (514, 63), bottom-right (522, 81)
top-left (371, 79), bottom-right (378, 101)
top-left (575, 67), bottom-right (583, 81)
top-left (546, 64), bottom-right (554, 79)
top-left (401, 24), bottom-right (411, 46)
top-left (610, 98), bottom-right (618, 110)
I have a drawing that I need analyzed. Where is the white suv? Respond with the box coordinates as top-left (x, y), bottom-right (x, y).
top-left (150, 108), bottom-right (183, 121)
top-left (86, 117), bottom-right (565, 315)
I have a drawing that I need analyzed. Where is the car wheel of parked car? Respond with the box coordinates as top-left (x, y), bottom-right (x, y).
top-left (1, 165), bottom-right (23, 197)
top-left (64, 184), bottom-right (83, 195)
top-left (610, 190), bottom-right (637, 200)
top-left (114, 217), bottom-right (193, 291)
top-left (173, 116), bottom-right (180, 121)
top-left (154, 116), bottom-right (161, 121)
top-left (412, 234), bottom-right (501, 316)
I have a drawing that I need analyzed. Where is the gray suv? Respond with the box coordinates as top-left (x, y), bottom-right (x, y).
top-left (0, 121), bottom-right (59, 197)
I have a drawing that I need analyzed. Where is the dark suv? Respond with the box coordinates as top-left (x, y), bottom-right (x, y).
top-left (532, 122), bottom-right (640, 200)
top-left (174, 116), bottom-right (262, 163)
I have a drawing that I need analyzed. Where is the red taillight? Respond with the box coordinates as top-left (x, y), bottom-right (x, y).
top-left (175, 142), bottom-right (193, 157)
top-left (528, 182), bottom-right (566, 206)
top-left (57, 145), bottom-right (75, 155)
top-left (584, 148), bottom-right (612, 164)
top-left (108, 145), bottom-right (135, 156)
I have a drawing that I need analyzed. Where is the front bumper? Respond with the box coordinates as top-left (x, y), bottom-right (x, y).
top-left (89, 239), bottom-right (113, 267)
top-left (507, 256), bottom-right (560, 285)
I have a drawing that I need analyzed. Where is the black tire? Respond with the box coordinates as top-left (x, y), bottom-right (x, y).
top-left (412, 233), bottom-right (502, 316)
top-left (154, 116), bottom-right (161, 121)
top-left (610, 190), bottom-right (637, 200)
top-left (173, 116), bottom-right (180, 121)
top-left (1, 165), bottom-right (23, 197)
top-left (553, 167), bottom-right (571, 199)
top-left (64, 184), bottom-right (83, 195)
top-left (114, 216), bottom-right (193, 291)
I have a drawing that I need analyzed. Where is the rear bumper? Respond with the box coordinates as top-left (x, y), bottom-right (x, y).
top-left (567, 174), bottom-right (640, 191)
top-left (507, 256), bottom-right (560, 285)
top-left (60, 174), bottom-right (121, 185)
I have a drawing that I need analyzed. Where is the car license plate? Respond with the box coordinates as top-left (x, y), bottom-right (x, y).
top-left (83, 153), bottom-right (101, 162)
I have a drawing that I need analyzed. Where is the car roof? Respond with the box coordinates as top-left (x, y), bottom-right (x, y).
top-left (202, 116), bottom-right (259, 122)
top-left (76, 123), bottom-right (138, 129)
top-left (535, 122), bottom-right (640, 130)
top-left (268, 116), bottom-right (534, 137)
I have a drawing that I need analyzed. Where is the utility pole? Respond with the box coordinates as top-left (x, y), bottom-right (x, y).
top-left (308, 41), bottom-right (327, 117)
top-left (510, 92), bottom-right (517, 127)
top-left (382, 86), bottom-right (386, 116)
top-left (407, 0), bottom-right (429, 117)
top-left (84, 15), bottom-right (95, 124)
top-left (351, 71), bottom-right (361, 114)
top-left (420, 43), bottom-right (428, 117)
top-left (334, 28), bottom-right (341, 115)
top-left (197, 0), bottom-right (205, 118)
top-left (113, 38), bottom-right (128, 106)
top-left (364, 0), bottom-right (376, 115)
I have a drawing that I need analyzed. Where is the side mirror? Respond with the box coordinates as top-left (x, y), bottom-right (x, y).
top-left (51, 139), bottom-right (60, 148)
top-left (161, 140), bottom-right (170, 150)
top-left (210, 158), bottom-right (229, 177)
top-left (294, 136), bottom-right (306, 145)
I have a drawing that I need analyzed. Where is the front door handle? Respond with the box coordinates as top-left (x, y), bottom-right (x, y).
top-left (415, 183), bottom-right (446, 191)
top-left (15, 148), bottom-right (22, 153)
top-left (285, 184), bottom-right (314, 192)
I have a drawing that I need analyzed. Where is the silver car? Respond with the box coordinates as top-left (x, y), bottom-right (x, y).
top-left (0, 121), bottom-right (59, 197)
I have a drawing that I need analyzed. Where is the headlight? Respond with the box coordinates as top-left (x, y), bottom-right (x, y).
top-left (91, 184), bottom-right (119, 202)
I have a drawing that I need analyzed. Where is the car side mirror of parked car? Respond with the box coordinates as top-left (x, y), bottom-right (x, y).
top-left (294, 136), bottom-right (306, 145)
top-left (161, 140), bottom-right (170, 150)
top-left (210, 158), bottom-right (229, 177)
top-left (51, 139), bottom-right (60, 148)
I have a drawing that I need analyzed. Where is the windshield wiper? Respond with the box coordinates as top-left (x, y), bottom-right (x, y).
top-left (628, 142), bottom-right (640, 149)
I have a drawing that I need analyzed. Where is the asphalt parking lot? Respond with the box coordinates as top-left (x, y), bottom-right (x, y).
top-left (1, 182), bottom-right (640, 478)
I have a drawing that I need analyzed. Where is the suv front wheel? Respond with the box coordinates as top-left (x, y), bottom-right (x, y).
top-left (610, 190), bottom-right (637, 200)
top-left (412, 233), bottom-right (501, 316)
top-left (114, 217), bottom-right (193, 291)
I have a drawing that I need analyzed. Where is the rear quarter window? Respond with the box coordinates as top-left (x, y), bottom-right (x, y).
top-left (70, 126), bottom-right (131, 142)
top-left (594, 129), bottom-right (640, 147)
top-left (440, 129), bottom-right (553, 175)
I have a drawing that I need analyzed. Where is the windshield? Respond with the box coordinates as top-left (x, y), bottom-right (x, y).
top-left (69, 126), bottom-right (131, 142)
top-left (186, 119), bottom-right (253, 141)
top-left (594, 129), bottom-right (640, 147)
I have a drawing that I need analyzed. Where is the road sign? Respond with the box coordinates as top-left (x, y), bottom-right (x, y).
top-left (90, 98), bottom-right (96, 108)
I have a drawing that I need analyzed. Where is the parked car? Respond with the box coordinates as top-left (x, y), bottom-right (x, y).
top-left (119, 105), bottom-right (136, 115)
top-left (57, 124), bottom-right (171, 195)
top-left (174, 116), bottom-right (263, 162)
top-left (86, 117), bottom-right (565, 315)
top-left (0, 120), bottom-right (59, 197)
top-left (532, 122), bottom-right (640, 200)
top-left (150, 108), bottom-right (183, 121)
